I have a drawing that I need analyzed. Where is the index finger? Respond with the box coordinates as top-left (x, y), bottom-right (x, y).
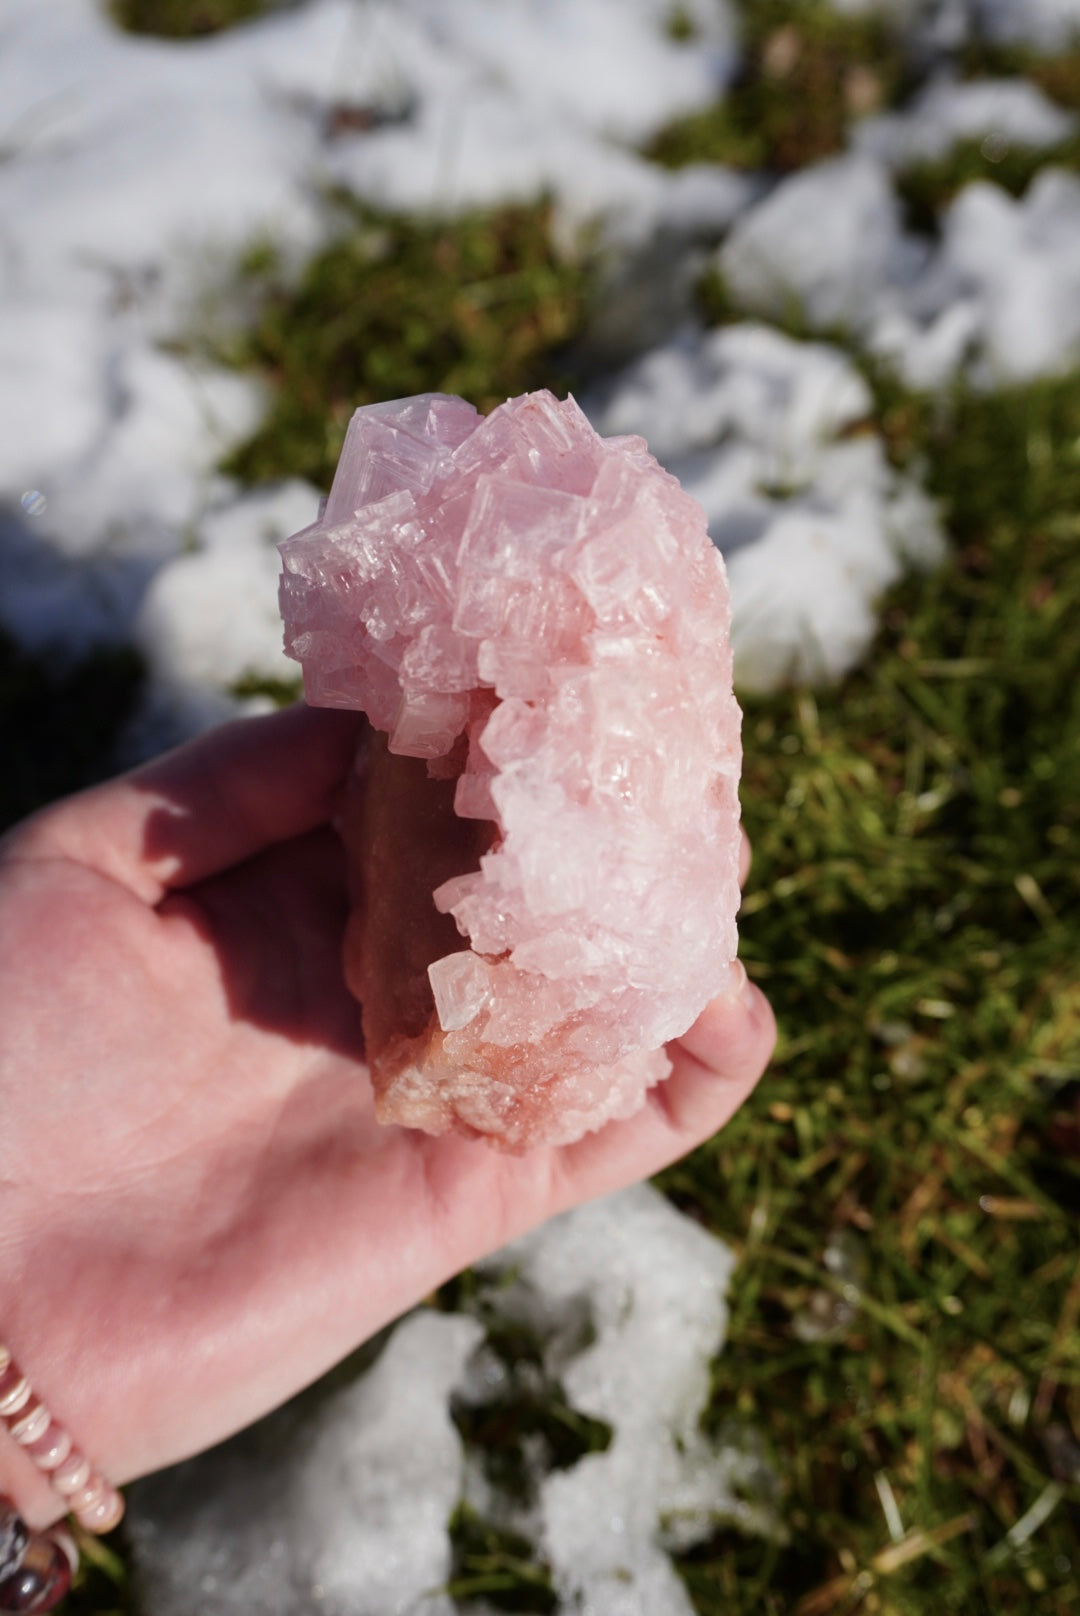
top-left (2, 703), bottom-right (365, 905)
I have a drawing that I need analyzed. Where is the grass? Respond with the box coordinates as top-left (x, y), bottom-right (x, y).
top-left (40, 182), bottom-right (1080, 1616)
top-left (422, 373), bottom-right (1080, 1615)
top-left (215, 200), bottom-right (592, 492)
top-left (894, 136), bottom-right (1080, 237)
top-left (960, 41), bottom-right (1080, 112)
top-left (109, 0), bottom-right (277, 38)
top-left (443, 1294), bottom-right (611, 1610)
top-left (1026, 49), bottom-right (1080, 111)
top-left (645, 0), bottom-right (908, 174)
top-left (657, 374), bottom-right (1080, 1615)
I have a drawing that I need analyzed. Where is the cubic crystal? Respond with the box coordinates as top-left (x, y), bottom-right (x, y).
top-left (279, 390), bottom-right (742, 1150)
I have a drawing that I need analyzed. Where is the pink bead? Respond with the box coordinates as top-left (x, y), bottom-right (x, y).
top-left (0, 1370), bottom-right (31, 1418)
top-left (71, 1483), bottom-right (124, 1535)
top-left (0, 1341), bottom-right (123, 1538)
top-left (0, 1525), bottom-right (72, 1610)
top-left (67, 1477), bottom-right (105, 1514)
top-left (51, 1454), bottom-right (91, 1497)
top-left (95, 1490), bottom-right (125, 1534)
top-left (49, 1526), bottom-right (78, 1574)
top-left (10, 1400), bottom-right (50, 1446)
top-left (25, 1421), bottom-right (72, 1471)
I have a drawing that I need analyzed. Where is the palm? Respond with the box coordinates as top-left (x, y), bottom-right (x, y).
top-left (0, 706), bottom-right (773, 1528)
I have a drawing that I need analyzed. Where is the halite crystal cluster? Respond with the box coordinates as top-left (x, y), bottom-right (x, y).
top-left (279, 390), bottom-right (741, 1149)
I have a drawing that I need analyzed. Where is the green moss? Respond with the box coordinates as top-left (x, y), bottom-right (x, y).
top-left (229, 671), bottom-right (303, 707)
top-left (646, 0), bottom-right (909, 174)
top-left (218, 199), bottom-right (592, 492)
top-left (666, 4), bottom-right (699, 43)
top-left (109, 0), bottom-right (275, 38)
top-left (0, 629), bottom-right (144, 835)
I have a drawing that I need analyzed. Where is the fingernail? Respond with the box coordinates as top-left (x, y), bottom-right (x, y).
top-left (719, 958), bottom-right (754, 1007)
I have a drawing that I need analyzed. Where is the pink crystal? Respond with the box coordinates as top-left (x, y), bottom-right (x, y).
top-left (280, 390), bottom-right (742, 1151)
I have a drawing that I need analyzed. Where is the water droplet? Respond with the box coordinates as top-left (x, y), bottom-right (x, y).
top-left (20, 489), bottom-right (47, 517)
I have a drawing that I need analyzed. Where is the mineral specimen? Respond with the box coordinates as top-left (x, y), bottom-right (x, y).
top-left (279, 390), bottom-right (741, 1150)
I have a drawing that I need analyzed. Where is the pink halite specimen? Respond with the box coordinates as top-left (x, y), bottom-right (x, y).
top-left (279, 390), bottom-right (741, 1151)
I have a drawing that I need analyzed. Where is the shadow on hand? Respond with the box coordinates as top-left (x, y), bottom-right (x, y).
top-left (141, 804), bottom-right (369, 1066)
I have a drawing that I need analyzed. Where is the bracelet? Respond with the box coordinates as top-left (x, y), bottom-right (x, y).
top-left (0, 1344), bottom-right (123, 1535)
top-left (0, 1503), bottom-right (75, 1614)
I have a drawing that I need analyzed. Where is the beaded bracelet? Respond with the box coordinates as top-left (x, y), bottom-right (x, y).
top-left (0, 1503), bottom-right (75, 1615)
top-left (0, 1343), bottom-right (124, 1536)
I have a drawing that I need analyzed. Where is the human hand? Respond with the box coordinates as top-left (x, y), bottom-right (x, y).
top-left (0, 703), bottom-right (774, 1527)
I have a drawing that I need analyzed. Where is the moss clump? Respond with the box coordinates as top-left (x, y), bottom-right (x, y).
top-left (0, 629), bottom-right (144, 835)
top-left (219, 200), bottom-right (592, 492)
top-left (646, 0), bottom-right (908, 174)
top-left (109, 0), bottom-right (274, 38)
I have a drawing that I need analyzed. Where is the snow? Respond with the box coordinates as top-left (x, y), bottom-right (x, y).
top-left (872, 167), bottom-right (1080, 386)
top-left (0, 0), bottom-right (743, 714)
top-left (319, 0), bottom-right (745, 242)
top-left (974, 0), bottom-right (1080, 50)
top-left (855, 76), bottom-right (1076, 168)
top-left (716, 148), bottom-right (1080, 392)
top-left (129, 1187), bottom-right (778, 1616)
top-left (135, 481), bottom-right (313, 696)
top-left (719, 155), bottom-right (916, 336)
top-left (589, 324), bottom-right (943, 688)
top-left (462, 1185), bottom-right (779, 1615)
top-left (9, 0), bottom-right (1067, 715)
top-left (127, 1310), bottom-right (483, 1616)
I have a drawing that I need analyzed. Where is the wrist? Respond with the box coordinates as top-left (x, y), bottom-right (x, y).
top-left (0, 1344), bottom-right (123, 1536)
top-left (0, 1499), bottom-right (76, 1613)
top-left (0, 1441), bottom-right (59, 1536)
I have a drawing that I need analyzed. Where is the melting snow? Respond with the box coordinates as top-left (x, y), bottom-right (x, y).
top-left (129, 1187), bottom-right (776, 1616)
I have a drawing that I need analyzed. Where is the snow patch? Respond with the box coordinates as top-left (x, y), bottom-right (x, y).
top-left (128, 1188), bottom-right (776, 1616)
top-left (974, 0), bottom-right (1080, 51)
top-left (588, 323), bottom-right (944, 691)
top-left (127, 1311), bottom-right (482, 1616)
top-left (464, 1185), bottom-right (778, 1616)
top-left (856, 75), bottom-right (1077, 168)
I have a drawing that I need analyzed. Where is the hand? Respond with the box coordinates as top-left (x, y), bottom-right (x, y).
top-left (0, 704), bottom-right (774, 1527)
